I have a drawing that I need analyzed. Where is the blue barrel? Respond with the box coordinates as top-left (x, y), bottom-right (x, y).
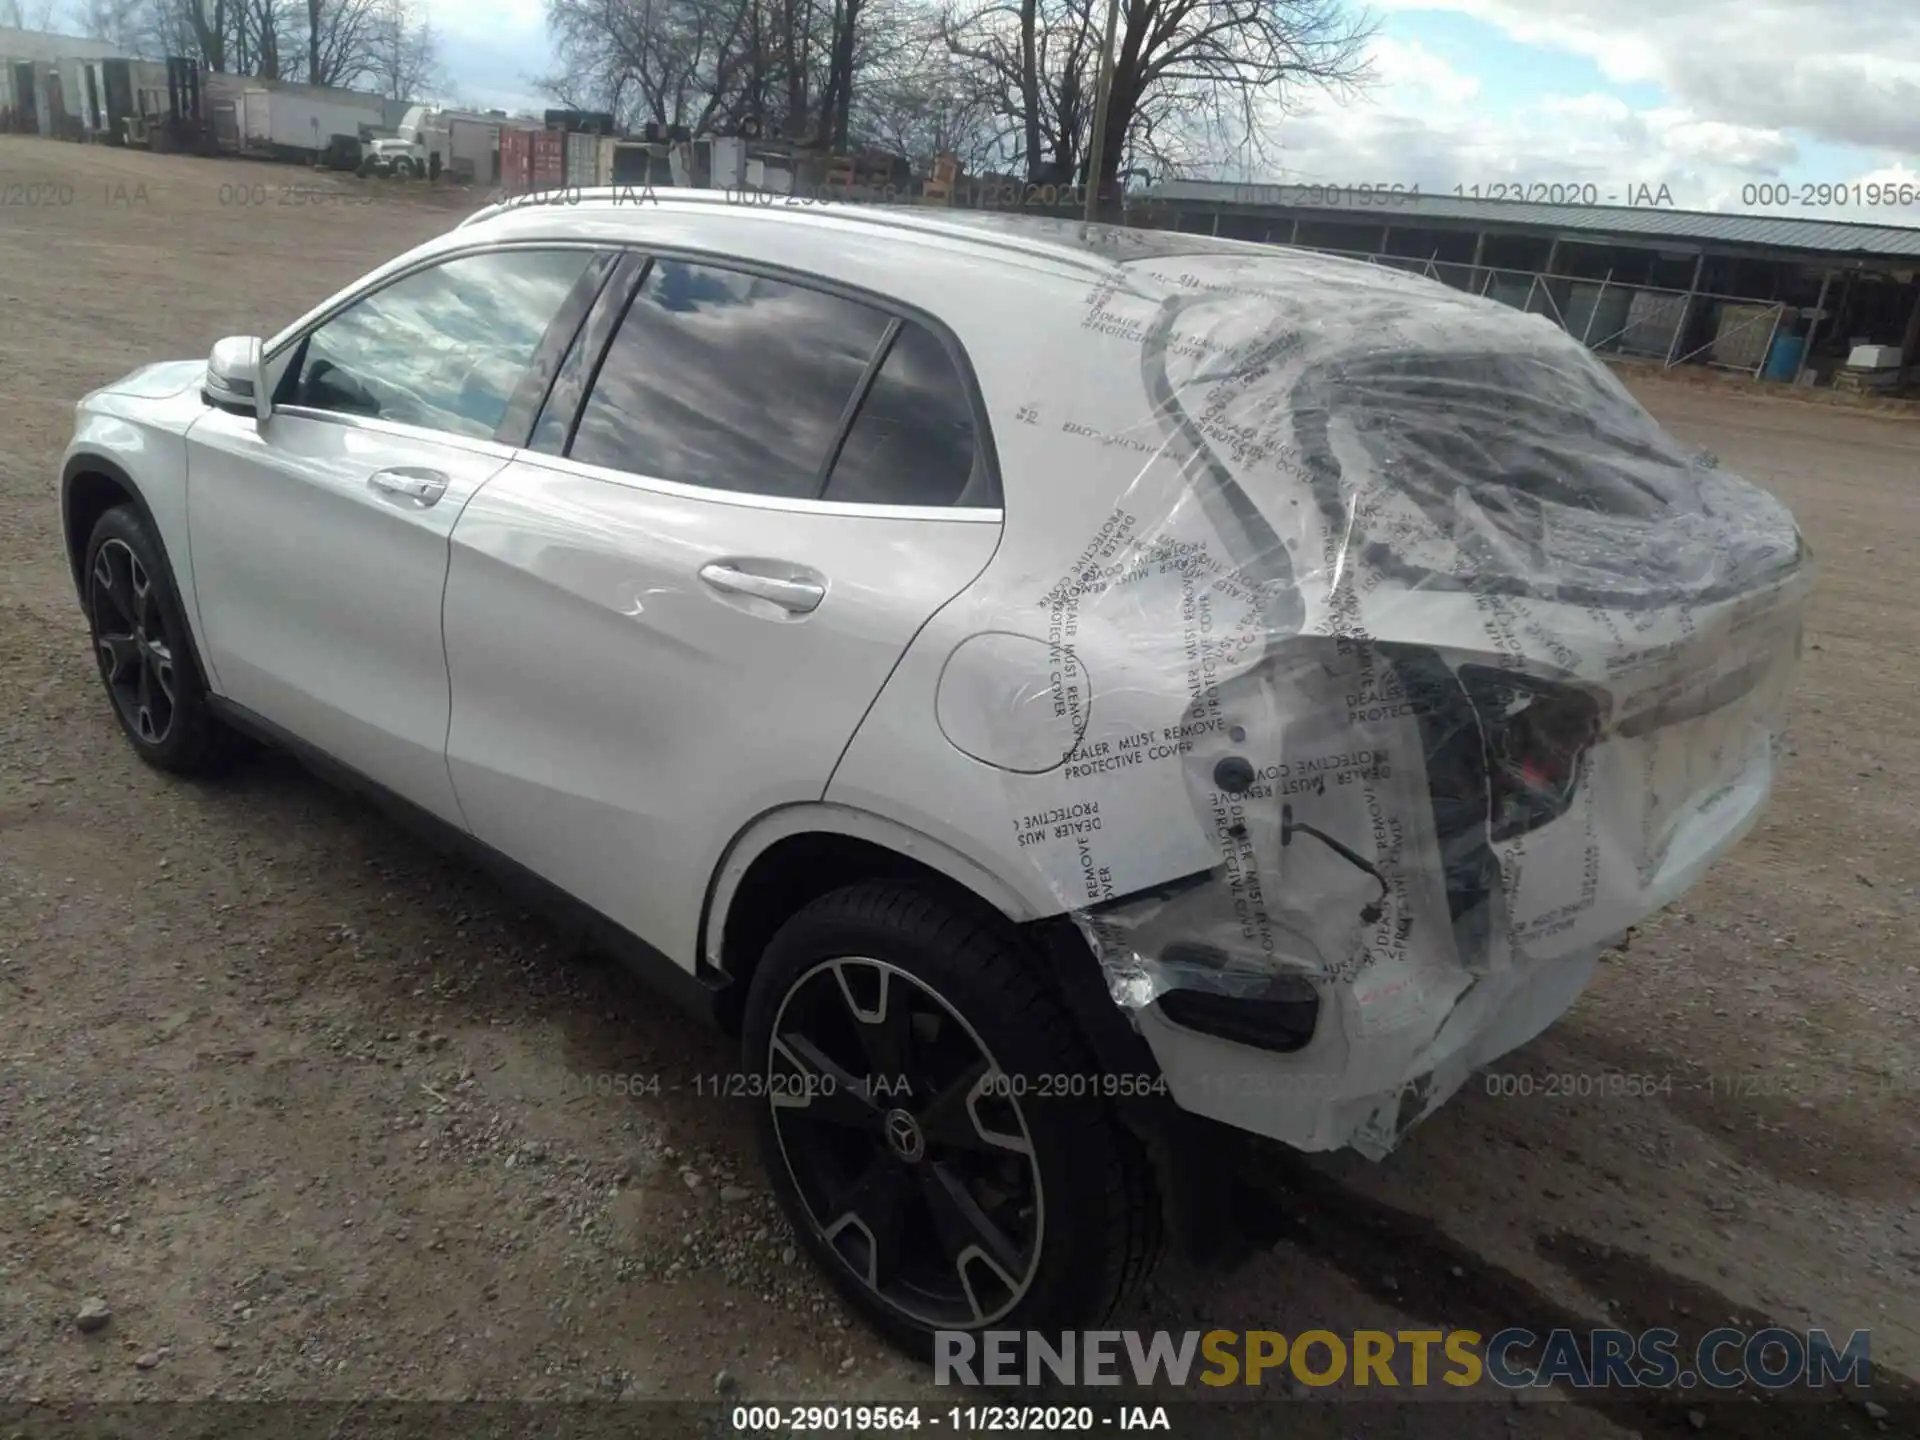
top-left (1763, 332), bottom-right (1806, 382)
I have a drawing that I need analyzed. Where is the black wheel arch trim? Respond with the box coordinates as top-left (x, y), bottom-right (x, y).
top-left (1022, 914), bottom-right (1266, 1268)
top-left (61, 451), bottom-right (218, 696)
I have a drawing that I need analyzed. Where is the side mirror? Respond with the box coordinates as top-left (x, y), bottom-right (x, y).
top-left (203, 335), bottom-right (269, 425)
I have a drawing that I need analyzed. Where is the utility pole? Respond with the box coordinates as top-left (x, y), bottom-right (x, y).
top-left (1082, 0), bottom-right (1121, 223)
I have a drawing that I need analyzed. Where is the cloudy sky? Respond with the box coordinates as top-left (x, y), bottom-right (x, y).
top-left (420, 0), bottom-right (1919, 221)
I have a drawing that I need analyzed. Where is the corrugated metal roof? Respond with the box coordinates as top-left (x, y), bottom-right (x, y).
top-left (0, 26), bottom-right (131, 63)
top-left (1145, 180), bottom-right (1920, 260)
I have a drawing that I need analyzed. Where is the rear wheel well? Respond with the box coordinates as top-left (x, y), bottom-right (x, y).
top-left (64, 469), bottom-right (139, 595)
top-left (708, 831), bottom-right (1160, 1097)
top-left (713, 833), bottom-right (975, 1030)
top-left (719, 840), bottom-right (1242, 1276)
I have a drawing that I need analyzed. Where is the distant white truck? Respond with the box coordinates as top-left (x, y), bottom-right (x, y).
top-left (362, 105), bottom-right (511, 182)
top-left (361, 133), bottom-right (427, 177)
top-left (358, 103), bottom-right (437, 176)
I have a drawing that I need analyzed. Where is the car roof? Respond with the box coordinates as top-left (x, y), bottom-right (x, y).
top-left (452, 186), bottom-right (1299, 283)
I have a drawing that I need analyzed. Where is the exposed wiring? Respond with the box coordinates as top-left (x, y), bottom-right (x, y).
top-left (1281, 803), bottom-right (1390, 925)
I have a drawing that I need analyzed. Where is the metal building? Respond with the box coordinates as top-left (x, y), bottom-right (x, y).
top-left (1141, 183), bottom-right (1920, 390)
top-left (1, 25), bottom-right (127, 137)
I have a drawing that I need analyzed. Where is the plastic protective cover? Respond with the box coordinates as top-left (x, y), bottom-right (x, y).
top-left (957, 232), bottom-right (1810, 1155)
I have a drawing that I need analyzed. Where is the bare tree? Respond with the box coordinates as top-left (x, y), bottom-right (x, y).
top-left (160, 0), bottom-right (232, 71)
top-left (104, 0), bottom-right (242, 72)
top-left (91, 0), bottom-right (419, 86)
top-left (542, 0), bottom-right (901, 148)
top-left (78, 0), bottom-right (161, 52)
top-left (235, 0), bottom-right (294, 79)
top-left (544, 0), bottom-right (755, 136)
top-left (0, 0), bottom-right (62, 29)
top-left (940, 0), bottom-right (1373, 187)
top-left (850, 27), bottom-right (1008, 172)
top-left (363, 0), bottom-right (440, 99)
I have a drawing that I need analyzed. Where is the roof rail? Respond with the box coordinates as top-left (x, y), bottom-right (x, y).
top-left (456, 192), bottom-right (512, 228)
top-left (452, 185), bottom-right (1126, 278)
top-left (458, 184), bottom-right (700, 225)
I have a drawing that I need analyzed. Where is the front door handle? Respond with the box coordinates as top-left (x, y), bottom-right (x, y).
top-left (698, 562), bottom-right (826, 614)
top-left (368, 466), bottom-right (449, 505)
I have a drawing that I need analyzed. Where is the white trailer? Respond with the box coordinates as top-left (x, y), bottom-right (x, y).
top-left (240, 85), bottom-right (384, 160)
top-left (447, 116), bottom-right (499, 183)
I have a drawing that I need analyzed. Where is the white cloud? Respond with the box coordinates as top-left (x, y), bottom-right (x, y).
top-left (1639, 114), bottom-right (1797, 174)
top-left (1264, 69), bottom-right (1803, 211)
top-left (1372, 0), bottom-right (1920, 158)
top-left (1366, 37), bottom-right (1481, 109)
top-left (433, 0), bottom-right (549, 38)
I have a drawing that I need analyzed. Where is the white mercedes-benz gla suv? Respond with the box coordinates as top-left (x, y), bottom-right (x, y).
top-left (61, 191), bottom-right (1808, 1353)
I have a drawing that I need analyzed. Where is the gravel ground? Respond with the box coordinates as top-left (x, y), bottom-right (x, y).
top-left (1, 137), bottom-right (1916, 1437)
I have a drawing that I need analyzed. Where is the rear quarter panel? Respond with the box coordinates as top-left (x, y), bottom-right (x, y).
top-left (828, 269), bottom-right (1230, 916)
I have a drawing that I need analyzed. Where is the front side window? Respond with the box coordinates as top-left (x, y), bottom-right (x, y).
top-left (567, 258), bottom-right (892, 500)
top-left (280, 248), bottom-right (594, 440)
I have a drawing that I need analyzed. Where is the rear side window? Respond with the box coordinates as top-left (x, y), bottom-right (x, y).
top-left (822, 321), bottom-right (989, 507)
top-left (567, 258), bottom-right (891, 499)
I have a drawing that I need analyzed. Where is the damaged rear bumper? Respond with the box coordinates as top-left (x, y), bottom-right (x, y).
top-left (1132, 937), bottom-right (1604, 1159)
top-left (1069, 571), bottom-right (1805, 1159)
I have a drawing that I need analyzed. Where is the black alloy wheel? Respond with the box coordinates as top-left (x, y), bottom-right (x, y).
top-left (83, 505), bottom-right (231, 775)
top-left (767, 954), bottom-right (1044, 1328)
top-left (744, 881), bottom-right (1162, 1357)
top-left (89, 535), bottom-right (178, 748)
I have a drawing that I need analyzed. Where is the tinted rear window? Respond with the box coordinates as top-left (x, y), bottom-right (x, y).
top-left (822, 321), bottom-right (989, 507)
top-left (568, 258), bottom-right (891, 499)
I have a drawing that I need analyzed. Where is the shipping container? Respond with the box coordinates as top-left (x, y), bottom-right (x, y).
top-left (499, 125), bottom-right (531, 193)
top-left (530, 127), bottom-right (564, 190)
top-left (448, 117), bottom-right (498, 183)
top-left (563, 129), bottom-right (597, 188)
top-left (604, 141), bottom-right (658, 186)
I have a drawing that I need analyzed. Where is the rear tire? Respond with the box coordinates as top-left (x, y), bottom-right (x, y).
top-left (742, 881), bottom-right (1161, 1359)
top-left (82, 505), bottom-right (232, 777)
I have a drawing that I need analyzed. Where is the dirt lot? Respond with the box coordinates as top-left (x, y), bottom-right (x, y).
top-left (1, 138), bottom-right (1916, 1435)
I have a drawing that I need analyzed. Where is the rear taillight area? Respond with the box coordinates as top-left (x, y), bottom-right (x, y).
top-left (1457, 665), bottom-right (1605, 843)
top-left (1378, 645), bottom-right (1607, 965)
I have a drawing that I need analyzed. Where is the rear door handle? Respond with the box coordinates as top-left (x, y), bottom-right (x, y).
top-left (698, 562), bottom-right (826, 614)
top-left (368, 466), bottom-right (449, 505)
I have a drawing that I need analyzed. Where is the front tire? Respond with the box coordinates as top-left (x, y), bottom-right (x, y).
top-left (743, 882), bottom-right (1161, 1358)
top-left (83, 505), bottom-right (230, 776)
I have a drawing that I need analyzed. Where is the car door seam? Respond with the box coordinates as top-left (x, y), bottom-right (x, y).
top-left (178, 410), bottom-right (226, 695)
top-left (817, 512), bottom-right (1008, 804)
top-left (558, 253), bottom-right (653, 458)
top-left (436, 459), bottom-right (515, 835)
